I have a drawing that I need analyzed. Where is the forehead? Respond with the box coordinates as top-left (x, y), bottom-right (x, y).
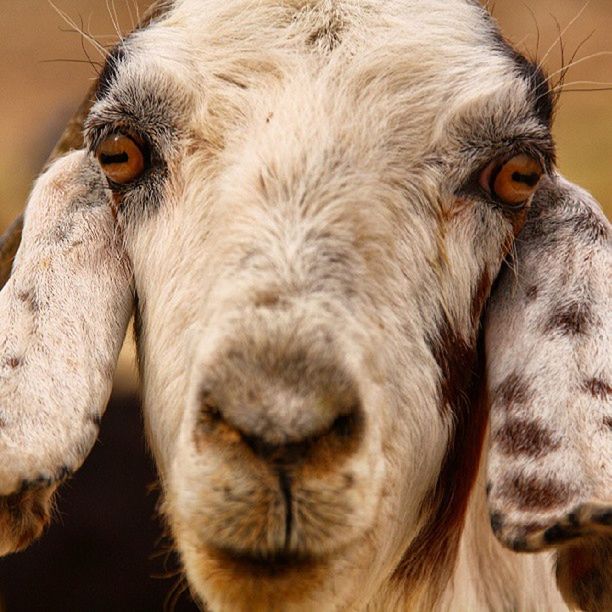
top-left (92, 0), bottom-right (551, 161)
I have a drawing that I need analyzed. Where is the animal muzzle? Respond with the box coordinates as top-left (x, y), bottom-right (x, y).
top-left (170, 307), bottom-right (383, 563)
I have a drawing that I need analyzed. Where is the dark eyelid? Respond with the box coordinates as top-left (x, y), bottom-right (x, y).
top-left (85, 119), bottom-right (152, 158)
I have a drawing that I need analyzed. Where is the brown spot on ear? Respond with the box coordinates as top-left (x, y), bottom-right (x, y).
top-left (604, 417), bottom-right (612, 430)
top-left (544, 302), bottom-right (593, 336)
top-left (494, 419), bottom-right (560, 458)
top-left (5, 356), bottom-right (22, 369)
top-left (582, 378), bottom-right (612, 401)
top-left (17, 289), bottom-right (39, 312)
top-left (494, 372), bottom-right (532, 411)
top-left (500, 475), bottom-right (575, 511)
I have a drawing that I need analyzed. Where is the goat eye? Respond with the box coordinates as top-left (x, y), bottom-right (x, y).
top-left (96, 133), bottom-right (146, 184)
top-left (480, 154), bottom-right (544, 207)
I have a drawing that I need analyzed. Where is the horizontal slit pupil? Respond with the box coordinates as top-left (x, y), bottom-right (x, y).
top-left (100, 152), bottom-right (129, 165)
top-left (511, 171), bottom-right (539, 187)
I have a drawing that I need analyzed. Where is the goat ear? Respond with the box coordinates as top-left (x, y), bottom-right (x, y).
top-left (0, 151), bottom-right (133, 554)
top-left (484, 174), bottom-right (611, 610)
top-left (0, 0), bottom-right (174, 556)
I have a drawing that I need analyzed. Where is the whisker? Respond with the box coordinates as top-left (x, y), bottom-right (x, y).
top-left (559, 87), bottom-right (612, 93)
top-left (77, 14), bottom-right (103, 77)
top-left (106, 0), bottom-right (124, 39)
top-left (551, 14), bottom-right (566, 83)
top-left (39, 58), bottom-right (103, 67)
top-left (57, 27), bottom-right (117, 41)
top-left (554, 79), bottom-right (612, 89)
top-left (546, 50), bottom-right (612, 83)
top-left (124, 0), bottom-right (136, 31)
top-left (48, 0), bottom-right (109, 58)
top-left (133, 0), bottom-right (142, 26)
top-left (537, 1), bottom-right (590, 70)
top-left (520, 2), bottom-right (541, 60)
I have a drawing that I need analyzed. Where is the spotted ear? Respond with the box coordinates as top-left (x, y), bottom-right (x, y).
top-left (484, 174), bottom-right (611, 611)
top-left (0, 151), bottom-right (133, 555)
top-left (0, 0), bottom-right (174, 558)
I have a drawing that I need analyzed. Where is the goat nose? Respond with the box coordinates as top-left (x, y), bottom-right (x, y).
top-left (195, 348), bottom-right (362, 456)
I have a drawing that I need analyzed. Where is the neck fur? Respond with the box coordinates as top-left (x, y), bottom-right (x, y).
top-left (366, 435), bottom-right (567, 611)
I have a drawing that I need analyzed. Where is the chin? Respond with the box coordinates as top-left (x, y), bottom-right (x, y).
top-left (180, 542), bottom-right (363, 611)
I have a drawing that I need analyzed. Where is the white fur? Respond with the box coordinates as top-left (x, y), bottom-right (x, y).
top-left (0, 1), bottom-right (609, 610)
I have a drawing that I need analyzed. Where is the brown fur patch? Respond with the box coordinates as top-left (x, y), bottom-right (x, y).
top-left (494, 419), bottom-right (560, 458)
top-left (582, 378), bottom-right (612, 401)
top-left (470, 270), bottom-right (491, 329)
top-left (494, 372), bottom-right (533, 411)
top-left (0, 487), bottom-right (55, 553)
top-left (394, 294), bottom-right (489, 604)
top-left (604, 417), bottom-right (612, 430)
top-left (499, 475), bottom-right (575, 511)
top-left (544, 302), bottom-right (594, 336)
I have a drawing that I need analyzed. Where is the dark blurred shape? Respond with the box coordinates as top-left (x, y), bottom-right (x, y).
top-left (0, 392), bottom-right (198, 612)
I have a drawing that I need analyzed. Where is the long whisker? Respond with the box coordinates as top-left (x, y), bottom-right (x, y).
top-left (105, 0), bottom-right (123, 40)
top-left (124, 0), bottom-right (136, 31)
top-left (77, 14), bottom-right (103, 77)
top-left (558, 87), bottom-right (612, 93)
top-left (537, 1), bottom-right (590, 70)
top-left (554, 79), bottom-right (612, 89)
top-left (546, 50), bottom-right (612, 83)
top-left (521, 2), bottom-right (541, 60)
top-left (547, 29), bottom-right (598, 106)
top-left (39, 58), bottom-right (102, 65)
top-left (48, 1), bottom-right (109, 58)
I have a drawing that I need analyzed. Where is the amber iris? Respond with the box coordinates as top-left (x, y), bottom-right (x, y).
top-left (96, 134), bottom-right (146, 184)
top-left (482, 154), bottom-right (544, 206)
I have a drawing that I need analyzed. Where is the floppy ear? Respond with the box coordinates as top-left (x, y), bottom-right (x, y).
top-left (0, 151), bottom-right (133, 554)
top-left (0, 0), bottom-right (173, 558)
top-left (485, 174), bottom-right (611, 610)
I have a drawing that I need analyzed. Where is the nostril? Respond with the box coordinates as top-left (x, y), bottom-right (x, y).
top-left (194, 356), bottom-right (363, 455)
top-left (203, 402), bottom-right (222, 422)
top-left (197, 390), bottom-right (223, 426)
top-left (195, 390), bottom-right (243, 446)
top-left (330, 409), bottom-right (359, 439)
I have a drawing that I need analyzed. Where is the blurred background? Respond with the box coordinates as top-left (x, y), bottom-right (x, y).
top-left (0, 0), bottom-right (610, 610)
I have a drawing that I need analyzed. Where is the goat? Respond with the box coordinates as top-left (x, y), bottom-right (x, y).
top-left (0, 1), bottom-right (610, 610)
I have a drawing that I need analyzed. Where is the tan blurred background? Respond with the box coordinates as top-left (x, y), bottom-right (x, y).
top-left (0, 1), bottom-right (610, 610)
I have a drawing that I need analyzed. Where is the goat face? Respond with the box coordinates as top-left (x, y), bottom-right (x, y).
top-left (0, 1), bottom-right (610, 610)
top-left (95, 1), bottom-right (552, 605)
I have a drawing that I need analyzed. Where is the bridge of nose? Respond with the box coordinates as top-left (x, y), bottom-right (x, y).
top-left (219, 381), bottom-right (353, 446)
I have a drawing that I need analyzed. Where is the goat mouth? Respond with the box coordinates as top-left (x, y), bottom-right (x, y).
top-left (206, 545), bottom-right (321, 578)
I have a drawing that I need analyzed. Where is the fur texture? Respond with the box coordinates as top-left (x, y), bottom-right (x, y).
top-left (0, 1), bottom-right (609, 610)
